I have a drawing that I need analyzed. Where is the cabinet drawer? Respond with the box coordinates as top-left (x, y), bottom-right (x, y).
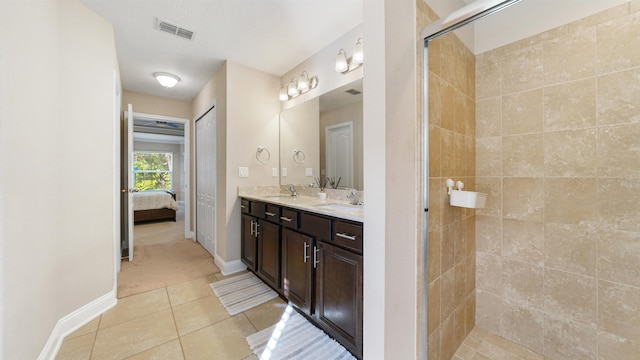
top-left (250, 201), bottom-right (266, 218)
top-left (280, 208), bottom-right (299, 228)
top-left (333, 220), bottom-right (363, 254)
top-left (264, 204), bottom-right (281, 223)
top-left (300, 212), bottom-right (332, 242)
top-left (241, 199), bottom-right (250, 214)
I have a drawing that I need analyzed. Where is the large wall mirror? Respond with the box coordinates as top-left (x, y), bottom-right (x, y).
top-left (280, 78), bottom-right (363, 190)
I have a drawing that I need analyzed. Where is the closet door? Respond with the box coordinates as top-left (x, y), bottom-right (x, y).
top-left (196, 106), bottom-right (216, 257)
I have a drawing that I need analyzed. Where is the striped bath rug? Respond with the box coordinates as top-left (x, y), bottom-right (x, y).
top-left (209, 272), bottom-right (278, 315)
top-left (246, 305), bottom-right (356, 360)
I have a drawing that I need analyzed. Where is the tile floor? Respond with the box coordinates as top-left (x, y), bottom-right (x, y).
top-left (56, 219), bottom-right (542, 360)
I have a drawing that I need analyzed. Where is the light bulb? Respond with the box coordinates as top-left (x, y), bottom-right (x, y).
top-left (297, 71), bottom-right (309, 92)
top-left (287, 79), bottom-right (299, 97)
top-left (352, 38), bottom-right (364, 65)
top-left (335, 49), bottom-right (348, 73)
top-left (279, 86), bottom-right (288, 101)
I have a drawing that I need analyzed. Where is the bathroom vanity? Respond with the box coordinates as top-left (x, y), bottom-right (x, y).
top-left (240, 194), bottom-right (363, 358)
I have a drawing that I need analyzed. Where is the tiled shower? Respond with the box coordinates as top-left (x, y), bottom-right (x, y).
top-left (421, 1), bottom-right (640, 359)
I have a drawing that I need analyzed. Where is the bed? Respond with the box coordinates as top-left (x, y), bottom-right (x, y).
top-left (133, 190), bottom-right (179, 223)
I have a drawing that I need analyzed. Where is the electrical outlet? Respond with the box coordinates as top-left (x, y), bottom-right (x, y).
top-left (305, 168), bottom-right (313, 176)
top-left (238, 167), bottom-right (249, 178)
top-left (272, 168), bottom-right (278, 177)
top-left (281, 167), bottom-right (288, 177)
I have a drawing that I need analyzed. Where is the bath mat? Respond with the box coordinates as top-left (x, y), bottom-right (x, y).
top-left (209, 272), bottom-right (278, 315)
top-left (246, 305), bottom-right (356, 360)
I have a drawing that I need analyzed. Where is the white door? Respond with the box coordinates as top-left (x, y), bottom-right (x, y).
top-left (325, 122), bottom-right (354, 189)
top-left (196, 106), bottom-right (216, 257)
top-left (123, 104), bottom-right (135, 261)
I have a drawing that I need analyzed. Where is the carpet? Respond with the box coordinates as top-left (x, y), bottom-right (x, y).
top-left (209, 272), bottom-right (278, 315)
top-left (246, 305), bottom-right (356, 360)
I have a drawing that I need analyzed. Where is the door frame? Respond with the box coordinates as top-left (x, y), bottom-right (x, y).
top-left (325, 121), bottom-right (354, 189)
top-left (194, 104), bottom-right (217, 258)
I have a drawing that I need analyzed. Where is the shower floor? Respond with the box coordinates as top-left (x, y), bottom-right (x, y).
top-left (454, 327), bottom-right (544, 360)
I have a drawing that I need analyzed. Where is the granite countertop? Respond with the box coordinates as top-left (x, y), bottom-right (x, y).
top-left (240, 193), bottom-right (364, 223)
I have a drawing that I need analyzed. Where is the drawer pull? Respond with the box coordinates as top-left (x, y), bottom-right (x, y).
top-left (265, 212), bottom-right (276, 217)
top-left (336, 232), bottom-right (357, 241)
top-left (280, 216), bottom-right (293, 222)
top-left (303, 242), bottom-right (310, 263)
top-left (313, 246), bottom-right (319, 268)
top-left (241, 205), bottom-right (246, 209)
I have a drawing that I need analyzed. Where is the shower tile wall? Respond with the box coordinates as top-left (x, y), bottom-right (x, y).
top-left (418, 2), bottom-right (477, 359)
top-left (475, 3), bottom-right (640, 359)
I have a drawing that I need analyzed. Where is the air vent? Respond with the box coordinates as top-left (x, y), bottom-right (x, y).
top-left (345, 89), bottom-right (362, 95)
top-left (157, 19), bottom-right (195, 41)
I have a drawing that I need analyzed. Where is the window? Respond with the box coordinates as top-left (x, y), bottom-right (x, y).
top-left (133, 152), bottom-right (172, 191)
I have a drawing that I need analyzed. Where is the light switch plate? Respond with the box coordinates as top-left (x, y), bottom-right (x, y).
top-left (238, 167), bottom-right (249, 178)
top-left (305, 168), bottom-right (313, 176)
top-left (272, 168), bottom-right (278, 177)
top-left (281, 167), bottom-right (288, 177)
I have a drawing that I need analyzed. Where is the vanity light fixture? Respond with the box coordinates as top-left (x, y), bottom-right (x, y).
top-left (280, 72), bottom-right (318, 101)
top-left (153, 72), bottom-right (180, 88)
top-left (335, 37), bottom-right (364, 73)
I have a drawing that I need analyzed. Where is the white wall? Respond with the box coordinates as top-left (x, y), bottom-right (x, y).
top-left (0, 0), bottom-right (119, 358)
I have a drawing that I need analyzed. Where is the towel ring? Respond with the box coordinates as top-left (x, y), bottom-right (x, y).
top-left (292, 149), bottom-right (306, 165)
top-left (256, 146), bottom-right (271, 163)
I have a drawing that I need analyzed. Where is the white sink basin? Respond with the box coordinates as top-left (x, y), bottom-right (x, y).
top-left (315, 203), bottom-right (362, 212)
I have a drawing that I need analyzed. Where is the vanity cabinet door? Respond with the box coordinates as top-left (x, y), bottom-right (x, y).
top-left (241, 214), bottom-right (257, 271)
top-left (315, 241), bottom-right (363, 358)
top-left (257, 220), bottom-right (281, 291)
top-left (282, 228), bottom-right (314, 315)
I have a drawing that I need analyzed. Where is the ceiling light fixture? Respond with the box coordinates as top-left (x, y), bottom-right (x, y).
top-left (335, 37), bottom-right (364, 73)
top-left (153, 72), bottom-right (180, 88)
top-left (280, 72), bottom-right (318, 101)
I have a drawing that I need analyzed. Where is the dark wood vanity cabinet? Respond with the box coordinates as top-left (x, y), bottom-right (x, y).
top-left (240, 197), bottom-right (363, 359)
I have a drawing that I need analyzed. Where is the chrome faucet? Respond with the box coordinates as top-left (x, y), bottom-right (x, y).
top-left (287, 184), bottom-right (298, 197)
top-left (346, 189), bottom-right (363, 205)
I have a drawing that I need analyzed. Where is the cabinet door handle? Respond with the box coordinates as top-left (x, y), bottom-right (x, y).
top-left (241, 205), bottom-right (246, 209)
top-left (254, 222), bottom-right (260, 237)
top-left (303, 242), bottom-right (310, 263)
top-left (280, 216), bottom-right (293, 222)
top-left (265, 212), bottom-right (276, 217)
top-left (250, 220), bottom-right (255, 236)
top-left (313, 246), bottom-right (319, 268)
top-left (336, 232), bottom-right (357, 241)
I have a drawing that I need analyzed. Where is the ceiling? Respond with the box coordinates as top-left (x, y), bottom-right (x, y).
top-left (82, 0), bottom-right (624, 103)
top-left (81, 0), bottom-right (363, 101)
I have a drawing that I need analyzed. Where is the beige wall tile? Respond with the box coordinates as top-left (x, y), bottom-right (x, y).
top-left (502, 219), bottom-right (544, 266)
top-left (442, 82), bottom-right (456, 132)
top-left (428, 279), bottom-right (441, 335)
top-left (429, 179), bottom-right (443, 231)
top-left (476, 215), bottom-right (501, 255)
top-left (503, 177), bottom-right (544, 222)
top-left (454, 90), bottom-right (468, 135)
top-left (543, 78), bottom-right (596, 131)
top-left (502, 259), bottom-right (544, 310)
top-left (428, 230), bottom-right (441, 282)
top-left (544, 177), bottom-right (597, 226)
top-left (544, 223), bottom-right (597, 276)
top-left (597, 178), bottom-right (640, 232)
top-left (597, 67), bottom-right (640, 125)
top-left (597, 12), bottom-right (640, 74)
top-left (429, 125), bottom-right (442, 177)
top-left (501, 44), bottom-right (544, 95)
top-left (442, 129), bottom-right (455, 175)
top-left (466, 254), bottom-right (476, 295)
top-left (441, 314), bottom-right (457, 360)
top-left (502, 134), bottom-right (544, 177)
top-left (442, 226), bottom-right (456, 273)
top-left (428, 325), bottom-right (442, 360)
top-left (465, 292), bottom-right (476, 334)
top-left (476, 290), bottom-right (502, 333)
top-left (543, 268), bottom-right (597, 327)
top-left (597, 123), bottom-right (640, 177)
top-left (544, 128), bottom-right (597, 177)
top-left (543, 315), bottom-right (597, 360)
top-left (476, 137), bottom-right (501, 177)
top-left (476, 52), bottom-right (502, 100)
top-left (455, 133), bottom-right (467, 178)
top-left (441, 268), bottom-right (456, 320)
top-left (598, 228), bottom-right (640, 288)
top-left (476, 97), bottom-right (502, 138)
top-left (429, 73), bottom-right (442, 127)
top-left (500, 302), bottom-right (544, 354)
top-left (476, 177), bottom-right (502, 217)
top-left (482, 331), bottom-right (544, 360)
top-left (543, 27), bottom-right (596, 86)
top-left (502, 89), bottom-right (543, 136)
top-left (598, 331), bottom-right (640, 360)
top-left (455, 262), bottom-right (467, 307)
top-left (599, 280), bottom-right (640, 342)
top-left (476, 252), bottom-right (502, 294)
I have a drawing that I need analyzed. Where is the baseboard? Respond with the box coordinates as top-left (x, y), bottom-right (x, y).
top-left (38, 290), bottom-right (117, 360)
top-left (214, 255), bottom-right (247, 276)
